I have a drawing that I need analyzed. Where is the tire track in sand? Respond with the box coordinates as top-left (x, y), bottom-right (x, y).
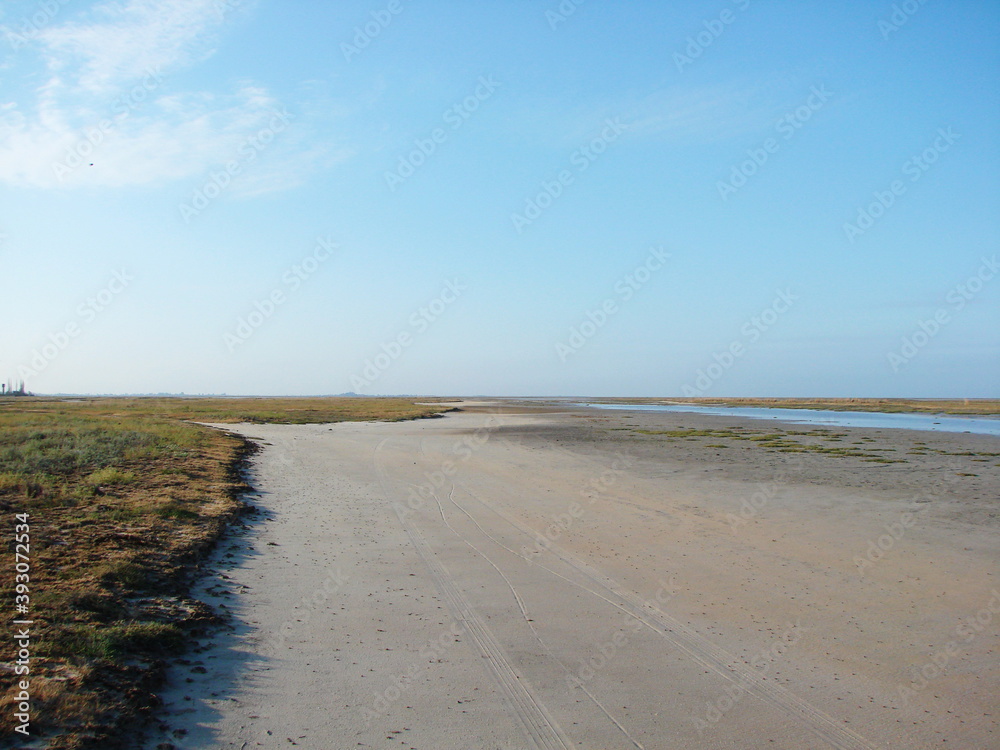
top-left (451, 479), bottom-right (881, 750)
top-left (373, 438), bottom-right (573, 750)
top-left (424, 463), bottom-right (647, 750)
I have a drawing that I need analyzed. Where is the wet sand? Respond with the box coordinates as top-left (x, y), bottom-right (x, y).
top-left (143, 402), bottom-right (999, 749)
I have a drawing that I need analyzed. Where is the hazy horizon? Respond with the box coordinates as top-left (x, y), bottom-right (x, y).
top-left (12, 392), bottom-right (1000, 402)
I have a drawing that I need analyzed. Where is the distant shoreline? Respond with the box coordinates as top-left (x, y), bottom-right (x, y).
top-left (6, 395), bottom-right (999, 416)
top-left (557, 396), bottom-right (1000, 416)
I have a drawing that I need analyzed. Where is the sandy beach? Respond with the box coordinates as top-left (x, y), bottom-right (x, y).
top-left (142, 403), bottom-right (999, 750)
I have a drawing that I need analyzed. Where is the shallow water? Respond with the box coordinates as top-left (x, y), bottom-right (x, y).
top-left (579, 402), bottom-right (1000, 436)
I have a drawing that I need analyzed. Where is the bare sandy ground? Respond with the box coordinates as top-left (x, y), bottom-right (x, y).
top-left (143, 404), bottom-right (999, 750)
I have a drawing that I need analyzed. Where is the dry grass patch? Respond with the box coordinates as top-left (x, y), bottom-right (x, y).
top-left (0, 396), bottom-right (444, 748)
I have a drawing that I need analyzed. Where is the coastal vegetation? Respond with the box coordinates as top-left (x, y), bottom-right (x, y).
top-left (0, 397), bottom-right (443, 748)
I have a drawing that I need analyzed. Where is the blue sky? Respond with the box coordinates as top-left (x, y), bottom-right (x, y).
top-left (1, 0), bottom-right (997, 396)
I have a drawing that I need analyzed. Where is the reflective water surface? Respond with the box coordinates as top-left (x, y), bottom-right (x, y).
top-left (579, 402), bottom-right (1000, 436)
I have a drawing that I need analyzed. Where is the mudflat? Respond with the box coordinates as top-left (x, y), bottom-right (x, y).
top-left (144, 403), bottom-right (999, 749)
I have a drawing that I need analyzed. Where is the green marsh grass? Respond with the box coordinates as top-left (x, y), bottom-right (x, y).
top-left (0, 395), bottom-right (444, 747)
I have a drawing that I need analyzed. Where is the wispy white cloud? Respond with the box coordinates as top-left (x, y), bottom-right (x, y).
top-left (0, 0), bottom-right (344, 192)
top-left (626, 83), bottom-right (780, 142)
top-left (37, 0), bottom-right (228, 93)
top-left (503, 76), bottom-right (818, 149)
